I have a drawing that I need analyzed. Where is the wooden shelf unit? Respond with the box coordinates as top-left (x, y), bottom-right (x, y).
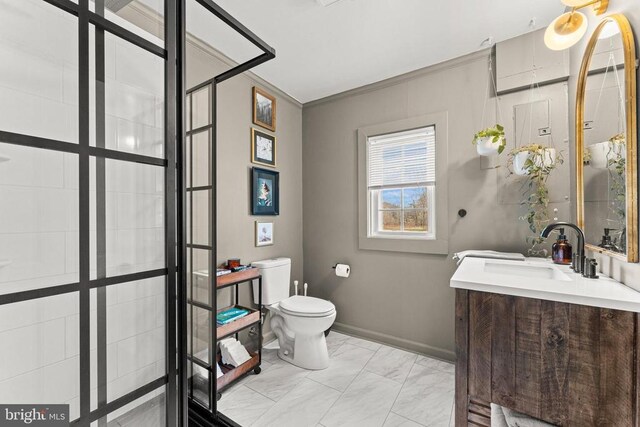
top-left (214, 268), bottom-right (263, 397)
top-left (216, 351), bottom-right (260, 390)
top-left (216, 305), bottom-right (260, 339)
top-left (216, 268), bottom-right (260, 289)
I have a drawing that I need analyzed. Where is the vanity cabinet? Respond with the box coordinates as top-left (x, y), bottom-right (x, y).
top-left (455, 289), bottom-right (639, 426)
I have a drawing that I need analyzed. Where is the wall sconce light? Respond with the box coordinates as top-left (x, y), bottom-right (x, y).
top-left (544, 0), bottom-right (609, 50)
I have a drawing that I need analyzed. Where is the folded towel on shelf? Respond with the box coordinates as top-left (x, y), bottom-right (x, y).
top-left (219, 338), bottom-right (251, 367)
top-left (490, 404), bottom-right (555, 427)
top-left (453, 250), bottom-right (525, 265)
top-left (502, 407), bottom-right (555, 427)
top-left (490, 404), bottom-right (509, 427)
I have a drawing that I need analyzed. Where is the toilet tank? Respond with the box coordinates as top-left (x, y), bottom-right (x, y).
top-left (251, 258), bottom-right (291, 305)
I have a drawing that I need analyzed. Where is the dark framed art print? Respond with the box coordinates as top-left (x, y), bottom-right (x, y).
top-left (251, 167), bottom-right (279, 215)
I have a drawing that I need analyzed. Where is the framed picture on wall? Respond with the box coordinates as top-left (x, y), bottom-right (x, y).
top-left (255, 221), bottom-right (274, 247)
top-left (251, 167), bottom-right (279, 215)
top-left (253, 87), bottom-right (276, 132)
top-left (251, 128), bottom-right (276, 167)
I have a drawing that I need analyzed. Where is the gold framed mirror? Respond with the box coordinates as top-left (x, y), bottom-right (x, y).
top-left (576, 14), bottom-right (638, 262)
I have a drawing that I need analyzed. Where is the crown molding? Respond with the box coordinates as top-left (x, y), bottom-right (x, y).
top-left (303, 48), bottom-right (492, 109)
top-left (123, 1), bottom-right (303, 109)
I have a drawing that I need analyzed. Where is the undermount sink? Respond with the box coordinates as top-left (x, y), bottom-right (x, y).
top-left (483, 261), bottom-right (572, 282)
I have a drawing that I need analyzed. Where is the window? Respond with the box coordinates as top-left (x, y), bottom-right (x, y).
top-left (367, 126), bottom-right (436, 239)
top-left (357, 113), bottom-right (448, 255)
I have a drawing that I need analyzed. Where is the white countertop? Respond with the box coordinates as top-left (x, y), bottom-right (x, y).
top-left (450, 257), bottom-right (640, 313)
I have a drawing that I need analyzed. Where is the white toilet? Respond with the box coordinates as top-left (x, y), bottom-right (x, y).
top-left (252, 258), bottom-right (336, 370)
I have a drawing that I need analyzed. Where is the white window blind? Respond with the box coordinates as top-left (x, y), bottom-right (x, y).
top-left (367, 126), bottom-right (436, 189)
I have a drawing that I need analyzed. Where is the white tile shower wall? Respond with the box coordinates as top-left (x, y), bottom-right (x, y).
top-left (0, 0), bottom-right (166, 421)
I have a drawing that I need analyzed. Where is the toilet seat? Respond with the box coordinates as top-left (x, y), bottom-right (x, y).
top-left (279, 295), bottom-right (335, 318)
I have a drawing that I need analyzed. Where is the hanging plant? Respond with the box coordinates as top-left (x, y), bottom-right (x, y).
top-left (508, 144), bottom-right (564, 257)
top-left (472, 124), bottom-right (506, 156)
top-left (587, 133), bottom-right (626, 169)
top-left (607, 133), bottom-right (626, 227)
top-left (582, 147), bottom-right (592, 165)
top-left (510, 144), bottom-right (559, 176)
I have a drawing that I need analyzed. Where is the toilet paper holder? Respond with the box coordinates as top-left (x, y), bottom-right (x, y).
top-left (332, 263), bottom-right (351, 277)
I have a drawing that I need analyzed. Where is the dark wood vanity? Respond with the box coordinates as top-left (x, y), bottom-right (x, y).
top-left (453, 11), bottom-right (640, 426)
top-left (455, 289), bottom-right (639, 426)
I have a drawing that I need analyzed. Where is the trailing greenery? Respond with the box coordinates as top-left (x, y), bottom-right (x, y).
top-left (473, 124), bottom-right (506, 154)
top-left (508, 144), bottom-right (564, 257)
top-left (607, 133), bottom-right (626, 230)
top-left (582, 147), bottom-right (592, 165)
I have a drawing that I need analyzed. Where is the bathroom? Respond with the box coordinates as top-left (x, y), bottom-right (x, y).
top-left (0, 0), bottom-right (639, 426)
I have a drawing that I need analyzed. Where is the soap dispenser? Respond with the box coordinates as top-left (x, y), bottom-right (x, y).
top-left (552, 228), bottom-right (572, 265)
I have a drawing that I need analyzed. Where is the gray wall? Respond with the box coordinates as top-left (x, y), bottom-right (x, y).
top-left (569, 2), bottom-right (640, 288)
top-left (302, 49), bottom-right (570, 361)
top-left (121, 3), bottom-right (305, 335)
top-left (185, 41), bottom-right (303, 284)
top-left (185, 40), bottom-right (304, 322)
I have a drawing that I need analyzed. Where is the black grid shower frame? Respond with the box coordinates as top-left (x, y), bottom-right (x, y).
top-left (0, 0), bottom-right (185, 426)
top-left (0, 0), bottom-right (272, 425)
top-left (185, 83), bottom-right (214, 412)
top-left (185, 0), bottom-right (274, 423)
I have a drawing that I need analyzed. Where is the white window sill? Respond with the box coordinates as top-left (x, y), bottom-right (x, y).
top-left (359, 235), bottom-right (448, 255)
top-left (369, 233), bottom-right (435, 241)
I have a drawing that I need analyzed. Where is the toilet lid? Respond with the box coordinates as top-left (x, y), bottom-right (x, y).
top-left (279, 296), bottom-right (335, 317)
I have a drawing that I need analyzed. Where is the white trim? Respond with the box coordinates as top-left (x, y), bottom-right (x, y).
top-left (358, 113), bottom-right (449, 255)
top-left (332, 322), bottom-right (455, 362)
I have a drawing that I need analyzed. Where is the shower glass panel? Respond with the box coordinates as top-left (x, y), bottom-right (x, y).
top-left (95, 32), bottom-right (165, 158)
top-left (0, 0), bottom-right (182, 426)
top-left (0, 293), bottom-right (80, 418)
top-left (186, 85), bottom-right (215, 411)
top-left (87, 0), bottom-right (165, 48)
top-left (0, 0), bottom-right (79, 143)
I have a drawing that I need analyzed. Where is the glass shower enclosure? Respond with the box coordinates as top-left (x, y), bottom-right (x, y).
top-left (0, 0), bottom-right (273, 425)
top-left (0, 0), bottom-right (183, 425)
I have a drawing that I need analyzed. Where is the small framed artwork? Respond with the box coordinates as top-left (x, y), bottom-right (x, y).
top-left (251, 167), bottom-right (279, 216)
top-left (251, 128), bottom-right (276, 167)
top-left (255, 221), bottom-right (274, 247)
top-left (253, 87), bottom-right (276, 132)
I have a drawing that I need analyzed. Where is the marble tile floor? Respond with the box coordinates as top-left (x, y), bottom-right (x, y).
top-left (218, 331), bottom-right (455, 427)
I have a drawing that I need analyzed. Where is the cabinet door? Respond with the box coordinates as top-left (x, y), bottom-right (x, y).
top-left (461, 291), bottom-right (637, 426)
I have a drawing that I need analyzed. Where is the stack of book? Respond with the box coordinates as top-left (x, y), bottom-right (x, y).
top-left (216, 307), bottom-right (250, 325)
top-left (216, 268), bottom-right (232, 277)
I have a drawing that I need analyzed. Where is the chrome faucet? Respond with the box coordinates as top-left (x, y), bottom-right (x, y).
top-left (541, 222), bottom-right (585, 274)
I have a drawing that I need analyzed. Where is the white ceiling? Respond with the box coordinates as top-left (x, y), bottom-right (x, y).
top-left (140, 0), bottom-right (565, 103)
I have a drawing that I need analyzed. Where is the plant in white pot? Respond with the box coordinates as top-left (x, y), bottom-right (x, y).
top-left (510, 144), bottom-right (559, 176)
top-left (472, 124), bottom-right (506, 156)
top-left (508, 144), bottom-right (564, 256)
top-left (587, 133), bottom-right (626, 169)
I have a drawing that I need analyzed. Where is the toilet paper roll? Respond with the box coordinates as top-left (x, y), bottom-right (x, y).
top-left (335, 264), bottom-right (350, 278)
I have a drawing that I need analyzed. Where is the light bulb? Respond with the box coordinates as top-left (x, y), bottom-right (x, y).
top-left (544, 11), bottom-right (588, 51)
top-left (560, 0), bottom-right (586, 6)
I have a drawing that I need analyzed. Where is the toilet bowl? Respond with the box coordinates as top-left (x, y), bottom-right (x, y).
top-left (252, 258), bottom-right (337, 370)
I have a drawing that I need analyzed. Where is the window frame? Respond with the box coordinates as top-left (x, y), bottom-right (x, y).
top-left (369, 185), bottom-right (436, 239)
top-left (358, 113), bottom-right (449, 255)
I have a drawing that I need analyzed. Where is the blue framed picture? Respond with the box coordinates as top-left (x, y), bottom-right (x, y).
top-left (252, 167), bottom-right (279, 215)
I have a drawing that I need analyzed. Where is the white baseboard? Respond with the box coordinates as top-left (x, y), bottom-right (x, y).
top-left (332, 322), bottom-right (455, 362)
